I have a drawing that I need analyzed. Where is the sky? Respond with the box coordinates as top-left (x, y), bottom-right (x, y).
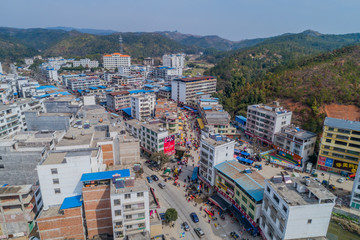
top-left (1, 0), bottom-right (360, 41)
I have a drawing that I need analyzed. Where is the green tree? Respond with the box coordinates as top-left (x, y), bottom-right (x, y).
top-left (165, 208), bottom-right (178, 223)
top-left (150, 152), bottom-right (170, 167)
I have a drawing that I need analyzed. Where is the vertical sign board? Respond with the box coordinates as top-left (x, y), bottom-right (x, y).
top-left (164, 135), bottom-right (175, 155)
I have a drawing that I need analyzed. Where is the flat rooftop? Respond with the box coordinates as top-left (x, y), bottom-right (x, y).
top-left (201, 136), bottom-right (233, 147)
top-left (42, 150), bottom-right (93, 165)
top-left (56, 133), bottom-right (93, 147)
top-left (175, 76), bottom-right (216, 82)
top-left (110, 178), bottom-right (148, 195)
top-left (324, 117), bottom-right (360, 132)
top-left (39, 205), bottom-right (63, 218)
top-left (277, 125), bottom-right (316, 140)
top-left (249, 103), bottom-right (291, 115)
top-left (267, 177), bottom-right (336, 206)
top-left (80, 169), bottom-right (131, 182)
top-left (215, 160), bottom-right (265, 202)
top-left (0, 185), bottom-right (32, 196)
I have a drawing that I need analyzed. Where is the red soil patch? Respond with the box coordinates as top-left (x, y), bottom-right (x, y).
top-left (323, 104), bottom-right (360, 121)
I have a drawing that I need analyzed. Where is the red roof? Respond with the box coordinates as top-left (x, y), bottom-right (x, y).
top-left (108, 91), bottom-right (130, 96)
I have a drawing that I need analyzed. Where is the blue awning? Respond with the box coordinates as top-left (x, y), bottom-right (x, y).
top-left (241, 151), bottom-right (250, 156)
top-left (192, 167), bottom-right (198, 181)
top-left (98, 85), bottom-right (106, 89)
top-left (121, 107), bottom-right (132, 116)
top-left (230, 205), bottom-right (254, 231)
top-left (203, 106), bottom-right (212, 110)
top-left (236, 156), bottom-right (253, 165)
top-left (13, 92), bottom-right (18, 95)
top-left (183, 106), bottom-right (198, 113)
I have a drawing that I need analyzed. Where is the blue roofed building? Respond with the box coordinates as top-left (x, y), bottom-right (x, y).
top-left (235, 115), bottom-right (247, 130)
top-left (213, 160), bottom-right (265, 228)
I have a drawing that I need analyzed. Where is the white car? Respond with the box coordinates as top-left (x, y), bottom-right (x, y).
top-left (337, 177), bottom-right (345, 183)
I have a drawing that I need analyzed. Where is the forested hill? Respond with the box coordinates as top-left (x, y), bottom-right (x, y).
top-left (211, 45), bottom-right (360, 133)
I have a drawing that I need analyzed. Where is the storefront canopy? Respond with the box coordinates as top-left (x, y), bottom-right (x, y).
top-left (209, 194), bottom-right (231, 211)
top-left (230, 205), bottom-right (254, 231)
top-left (236, 156), bottom-right (253, 165)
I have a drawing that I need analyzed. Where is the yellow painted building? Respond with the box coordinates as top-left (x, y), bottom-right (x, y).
top-left (214, 160), bottom-right (265, 226)
top-left (317, 117), bottom-right (360, 174)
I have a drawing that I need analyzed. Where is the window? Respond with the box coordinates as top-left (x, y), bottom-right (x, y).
top-left (125, 205), bottom-right (131, 209)
top-left (52, 178), bottom-right (59, 184)
top-left (335, 140), bottom-right (347, 146)
top-left (326, 139), bottom-right (331, 143)
top-left (137, 192), bottom-right (144, 197)
top-left (273, 194), bottom-right (280, 204)
top-left (241, 204), bottom-right (247, 212)
top-left (54, 188), bottom-right (61, 194)
top-left (126, 215), bottom-right (132, 219)
top-left (138, 213), bottom-right (145, 218)
top-left (248, 212), bottom-right (254, 220)
top-left (115, 210), bottom-right (122, 216)
top-left (51, 168), bottom-right (58, 174)
top-left (266, 186), bottom-right (271, 193)
top-left (0, 164), bottom-right (4, 169)
top-left (126, 225), bottom-right (133, 229)
top-left (338, 129), bottom-right (350, 134)
top-left (0, 156), bottom-right (2, 160)
top-left (125, 194), bottom-right (131, 199)
top-left (307, 219), bottom-right (312, 224)
top-left (326, 133), bottom-right (333, 137)
top-left (114, 199), bottom-right (121, 206)
top-left (282, 205), bottom-right (288, 213)
top-left (328, 127), bottom-right (334, 131)
top-left (235, 198), bottom-right (240, 205)
top-left (242, 196), bottom-right (248, 204)
top-left (236, 190), bottom-right (240, 196)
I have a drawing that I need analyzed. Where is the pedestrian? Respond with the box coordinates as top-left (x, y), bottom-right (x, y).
top-left (208, 220), bottom-right (210, 224)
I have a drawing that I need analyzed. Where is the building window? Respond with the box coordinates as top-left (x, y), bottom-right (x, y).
top-left (0, 156), bottom-right (2, 160)
top-left (282, 205), bottom-right (288, 213)
top-left (51, 168), bottom-right (58, 174)
top-left (52, 178), bottom-right (59, 184)
top-left (114, 199), bottom-right (121, 206)
top-left (138, 213), bottom-right (145, 218)
top-left (126, 215), bottom-right (132, 219)
top-left (126, 225), bottom-right (133, 229)
top-left (54, 188), bottom-right (61, 194)
top-left (115, 210), bottom-right (122, 216)
top-left (125, 204), bottom-right (131, 209)
top-left (307, 219), bottom-right (312, 224)
top-left (325, 139), bottom-right (331, 143)
top-left (249, 203), bottom-right (255, 211)
top-left (0, 164), bottom-right (4, 169)
top-left (235, 198), bottom-right (240, 205)
top-left (137, 192), bottom-right (144, 197)
top-left (242, 196), bottom-right (248, 204)
top-left (248, 212), bottom-right (254, 220)
top-left (328, 127), bottom-right (334, 131)
top-left (236, 190), bottom-right (240, 196)
top-left (266, 186), bottom-right (271, 193)
top-left (125, 194), bottom-right (131, 199)
top-left (273, 194), bottom-right (280, 204)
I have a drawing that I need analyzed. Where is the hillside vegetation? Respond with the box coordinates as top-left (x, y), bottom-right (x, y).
top-left (211, 45), bottom-right (360, 133)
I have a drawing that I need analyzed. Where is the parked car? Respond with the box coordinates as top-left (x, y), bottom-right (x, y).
top-left (183, 221), bottom-right (190, 231)
top-left (190, 212), bottom-right (199, 223)
top-left (230, 232), bottom-right (240, 239)
top-left (146, 176), bottom-right (153, 183)
top-left (194, 227), bottom-right (205, 238)
top-left (151, 175), bottom-right (159, 181)
top-left (158, 182), bottom-right (166, 189)
top-left (337, 177), bottom-right (345, 183)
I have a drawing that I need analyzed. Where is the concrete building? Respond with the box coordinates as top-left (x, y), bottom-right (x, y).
top-left (0, 185), bottom-right (42, 239)
top-left (171, 76), bottom-right (217, 104)
top-left (260, 176), bottom-right (336, 240)
top-left (24, 58), bottom-right (34, 65)
top-left (246, 102), bottom-right (292, 144)
top-left (73, 58), bottom-right (99, 68)
top-left (43, 95), bottom-right (82, 114)
top-left (130, 93), bottom-right (156, 121)
top-left (106, 90), bottom-right (154, 113)
top-left (0, 99), bottom-right (44, 139)
top-left (65, 75), bottom-right (101, 91)
top-left (37, 148), bottom-right (105, 208)
top-left (317, 117), bottom-right (360, 174)
top-left (198, 135), bottom-right (235, 188)
top-left (0, 131), bottom-right (64, 185)
top-left (143, 57), bottom-right (154, 66)
top-left (0, 62), bottom-right (3, 74)
top-left (158, 86), bottom-right (171, 99)
top-left (155, 100), bottom-right (179, 134)
top-left (153, 67), bottom-right (181, 82)
top-left (25, 111), bottom-right (73, 131)
top-left (214, 160), bottom-right (265, 229)
top-left (162, 53), bottom-right (185, 73)
top-left (118, 135), bottom-right (141, 166)
top-left (350, 164), bottom-right (360, 210)
top-left (103, 53), bottom-right (131, 70)
top-left (273, 125), bottom-right (317, 169)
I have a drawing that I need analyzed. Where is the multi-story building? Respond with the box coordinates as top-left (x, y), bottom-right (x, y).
top-left (158, 86), bottom-right (171, 99)
top-left (110, 176), bottom-right (150, 239)
top-left (143, 57), bottom-right (154, 66)
top-left (0, 185), bottom-right (42, 239)
top-left (350, 164), bottom-right (360, 210)
top-left (317, 117), bottom-right (360, 174)
top-left (103, 53), bottom-right (131, 70)
top-left (24, 58), bottom-right (34, 65)
top-left (155, 100), bottom-right (179, 134)
top-left (106, 90), bottom-right (154, 112)
top-left (131, 93), bottom-right (156, 121)
top-left (125, 119), bottom-right (176, 156)
top-left (198, 135), bottom-right (235, 189)
top-left (153, 67), bottom-right (182, 82)
top-left (260, 176), bottom-right (336, 240)
top-left (0, 98), bottom-right (44, 139)
top-left (0, 62), bottom-right (3, 74)
top-left (214, 160), bottom-right (265, 230)
top-left (171, 76), bottom-right (217, 104)
top-left (66, 76), bottom-right (101, 91)
top-left (73, 58), bottom-right (99, 68)
top-left (246, 102), bottom-right (292, 144)
top-left (273, 125), bottom-right (317, 169)
top-left (162, 53), bottom-right (185, 70)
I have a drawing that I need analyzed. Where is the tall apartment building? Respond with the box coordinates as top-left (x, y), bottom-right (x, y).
top-left (317, 117), bottom-right (360, 174)
top-left (260, 176), bottom-right (336, 240)
top-left (273, 125), bottom-right (317, 168)
top-left (246, 102), bottom-right (292, 144)
top-left (171, 76), bottom-right (217, 104)
top-left (73, 58), bottom-right (99, 68)
top-left (214, 160), bottom-right (264, 230)
top-left (198, 135), bottom-right (235, 189)
top-left (131, 93), bottom-right (156, 121)
top-left (0, 185), bottom-right (42, 239)
top-left (103, 53), bottom-right (131, 70)
top-left (0, 99), bottom-right (44, 139)
top-left (350, 165), bottom-right (360, 210)
top-left (66, 76), bottom-right (101, 91)
top-left (106, 90), bottom-right (154, 112)
top-left (153, 67), bottom-right (182, 82)
top-left (162, 53), bottom-right (185, 69)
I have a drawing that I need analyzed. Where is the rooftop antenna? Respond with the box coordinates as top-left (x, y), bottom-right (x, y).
top-left (119, 35), bottom-right (123, 54)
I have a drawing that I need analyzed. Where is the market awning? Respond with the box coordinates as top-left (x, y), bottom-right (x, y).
top-left (121, 107), bottom-right (132, 116)
top-left (192, 167), bottom-right (198, 181)
top-left (236, 156), bottom-right (253, 165)
top-left (230, 205), bottom-right (254, 231)
top-left (197, 118), bottom-right (205, 129)
top-left (209, 194), bottom-right (231, 211)
top-left (241, 151), bottom-right (250, 156)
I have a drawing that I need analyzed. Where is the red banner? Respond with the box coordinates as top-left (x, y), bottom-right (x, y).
top-left (164, 135), bottom-right (175, 155)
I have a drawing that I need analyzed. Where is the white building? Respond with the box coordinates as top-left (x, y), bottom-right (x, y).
top-left (103, 53), bottom-right (131, 70)
top-left (163, 53), bottom-right (185, 69)
top-left (0, 62), bottom-right (3, 74)
top-left (66, 76), bottom-right (101, 91)
top-left (273, 125), bottom-right (317, 166)
top-left (153, 67), bottom-right (181, 82)
top-left (110, 177), bottom-right (150, 239)
top-left (24, 58), bottom-right (34, 65)
top-left (198, 135), bottom-right (235, 187)
top-left (37, 149), bottom-right (105, 208)
top-left (73, 58), bottom-right (99, 68)
top-left (260, 176), bottom-right (336, 240)
top-left (246, 102), bottom-right (292, 144)
top-left (171, 76), bottom-right (217, 104)
top-left (118, 65), bottom-right (148, 78)
top-left (131, 93), bottom-right (156, 121)
top-left (350, 165), bottom-right (360, 210)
